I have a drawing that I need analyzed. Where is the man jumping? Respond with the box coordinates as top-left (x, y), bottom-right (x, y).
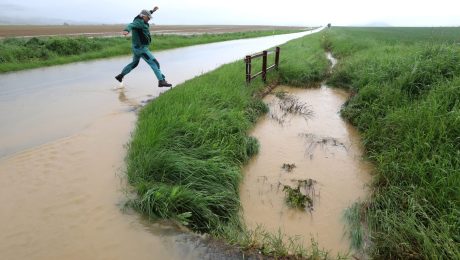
top-left (115, 6), bottom-right (172, 88)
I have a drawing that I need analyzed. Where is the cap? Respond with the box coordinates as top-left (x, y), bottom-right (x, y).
top-left (140, 9), bottom-right (152, 19)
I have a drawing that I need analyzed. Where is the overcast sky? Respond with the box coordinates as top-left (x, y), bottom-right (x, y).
top-left (0, 0), bottom-right (459, 26)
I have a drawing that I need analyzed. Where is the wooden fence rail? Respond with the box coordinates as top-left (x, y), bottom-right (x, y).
top-left (245, 47), bottom-right (280, 84)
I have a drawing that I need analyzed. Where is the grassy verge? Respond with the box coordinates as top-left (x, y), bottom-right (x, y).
top-left (126, 31), bottom-right (331, 258)
top-left (323, 27), bottom-right (460, 258)
top-left (0, 30), bottom-right (303, 73)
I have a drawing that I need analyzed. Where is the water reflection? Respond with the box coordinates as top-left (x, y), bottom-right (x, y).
top-left (117, 86), bottom-right (142, 111)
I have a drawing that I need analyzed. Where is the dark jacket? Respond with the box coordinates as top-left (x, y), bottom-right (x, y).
top-left (124, 16), bottom-right (152, 48)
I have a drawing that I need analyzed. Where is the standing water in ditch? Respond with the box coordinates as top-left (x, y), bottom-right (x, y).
top-left (240, 53), bottom-right (372, 255)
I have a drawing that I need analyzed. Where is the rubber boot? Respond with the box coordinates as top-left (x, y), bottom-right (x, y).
top-left (115, 74), bottom-right (124, 82)
top-left (158, 79), bottom-right (172, 88)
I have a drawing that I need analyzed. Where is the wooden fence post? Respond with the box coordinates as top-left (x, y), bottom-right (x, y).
top-left (262, 50), bottom-right (268, 82)
top-left (245, 55), bottom-right (252, 84)
top-left (275, 47), bottom-right (280, 70)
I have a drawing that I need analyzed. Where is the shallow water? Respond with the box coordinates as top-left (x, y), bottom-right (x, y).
top-left (0, 112), bottom-right (175, 260)
top-left (0, 29), bottom-right (322, 260)
top-left (240, 71), bottom-right (371, 254)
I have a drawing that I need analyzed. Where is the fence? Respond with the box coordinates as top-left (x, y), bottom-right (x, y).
top-left (244, 47), bottom-right (280, 84)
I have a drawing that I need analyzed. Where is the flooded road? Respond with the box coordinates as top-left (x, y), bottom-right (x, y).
top-left (0, 112), bottom-right (174, 260)
top-left (0, 29), bottom-right (322, 260)
top-left (0, 28), bottom-right (322, 157)
top-left (240, 55), bottom-right (371, 255)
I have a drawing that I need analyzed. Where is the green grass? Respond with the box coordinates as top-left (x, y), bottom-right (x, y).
top-left (0, 30), bottom-right (303, 73)
top-left (278, 32), bottom-right (330, 86)
top-left (324, 27), bottom-right (460, 259)
top-left (344, 203), bottom-right (367, 252)
top-left (126, 31), bottom-right (331, 258)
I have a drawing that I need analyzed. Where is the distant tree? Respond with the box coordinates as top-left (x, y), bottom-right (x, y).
top-left (327, 23), bottom-right (331, 28)
top-left (63, 22), bottom-right (70, 26)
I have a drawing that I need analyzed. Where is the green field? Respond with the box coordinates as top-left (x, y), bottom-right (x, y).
top-left (127, 27), bottom-right (459, 258)
top-left (324, 27), bottom-right (460, 259)
top-left (0, 30), bottom-right (302, 73)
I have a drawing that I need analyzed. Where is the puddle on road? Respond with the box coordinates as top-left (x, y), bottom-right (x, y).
top-left (0, 111), bottom-right (172, 260)
top-left (240, 85), bottom-right (372, 255)
top-left (0, 110), bottom-right (196, 260)
top-left (0, 103), bottom-right (239, 260)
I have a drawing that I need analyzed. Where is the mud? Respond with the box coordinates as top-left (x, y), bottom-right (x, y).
top-left (240, 83), bottom-right (372, 255)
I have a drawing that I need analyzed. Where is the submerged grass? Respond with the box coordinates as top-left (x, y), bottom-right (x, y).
top-left (324, 27), bottom-right (460, 259)
top-left (215, 219), bottom-right (344, 259)
top-left (0, 29), bottom-right (303, 73)
top-left (283, 185), bottom-right (312, 209)
top-left (126, 30), bottom-right (331, 257)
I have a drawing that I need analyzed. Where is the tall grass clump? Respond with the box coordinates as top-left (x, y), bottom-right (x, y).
top-left (0, 29), bottom-right (303, 73)
top-left (325, 27), bottom-right (460, 258)
top-left (126, 61), bottom-right (269, 232)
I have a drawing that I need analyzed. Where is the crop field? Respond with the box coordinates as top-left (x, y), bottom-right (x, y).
top-left (0, 25), bottom-right (307, 38)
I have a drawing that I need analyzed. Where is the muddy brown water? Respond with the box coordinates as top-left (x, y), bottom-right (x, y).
top-left (0, 29), bottom-right (323, 260)
top-left (0, 112), bottom-right (174, 260)
top-left (240, 56), bottom-right (371, 255)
